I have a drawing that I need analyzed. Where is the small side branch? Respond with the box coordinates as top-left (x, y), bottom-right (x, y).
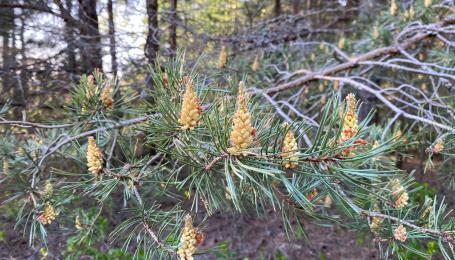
top-left (204, 153), bottom-right (228, 171)
top-left (0, 120), bottom-right (74, 129)
top-left (363, 210), bottom-right (455, 243)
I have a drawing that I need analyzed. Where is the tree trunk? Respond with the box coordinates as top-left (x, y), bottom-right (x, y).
top-left (78, 0), bottom-right (102, 73)
top-left (306, 0), bottom-right (312, 11)
top-left (19, 12), bottom-right (28, 105)
top-left (169, 0), bottom-right (177, 58)
top-left (145, 0), bottom-right (159, 66)
top-left (292, 0), bottom-right (300, 14)
top-left (273, 0), bottom-right (281, 17)
top-left (60, 0), bottom-right (77, 77)
top-left (1, 1), bottom-right (17, 97)
top-left (107, 0), bottom-right (118, 77)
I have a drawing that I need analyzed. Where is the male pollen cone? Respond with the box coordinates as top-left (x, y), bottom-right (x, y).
top-left (177, 214), bottom-right (203, 260)
top-left (281, 123), bottom-right (299, 169)
top-left (227, 81), bottom-right (256, 155)
top-left (178, 77), bottom-right (202, 130)
top-left (338, 93), bottom-right (367, 156)
top-left (87, 136), bottom-right (103, 175)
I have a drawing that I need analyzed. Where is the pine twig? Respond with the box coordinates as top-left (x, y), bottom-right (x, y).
top-left (363, 210), bottom-right (455, 243)
top-left (204, 153), bottom-right (228, 171)
top-left (132, 185), bottom-right (176, 254)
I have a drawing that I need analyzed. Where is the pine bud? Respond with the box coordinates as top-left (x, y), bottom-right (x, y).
top-left (101, 82), bottom-right (114, 108)
top-left (217, 46), bottom-right (228, 69)
top-left (393, 224), bottom-right (407, 242)
top-left (251, 55), bottom-right (260, 71)
top-left (372, 141), bottom-right (380, 149)
top-left (390, 179), bottom-right (409, 208)
top-left (403, 10), bottom-right (409, 19)
top-left (44, 180), bottom-right (53, 198)
top-left (127, 179), bottom-right (134, 190)
top-left (86, 75), bottom-right (95, 99)
top-left (75, 215), bottom-right (83, 230)
top-left (320, 95), bottom-right (327, 105)
top-left (178, 215), bottom-right (204, 260)
top-left (370, 218), bottom-right (382, 234)
top-left (324, 195), bottom-right (333, 208)
top-left (369, 205), bottom-right (383, 234)
top-left (436, 40), bottom-right (445, 48)
top-left (227, 82), bottom-right (256, 155)
top-left (370, 216), bottom-right (383, 234)
top-left (432, 139), bottom-right (444, 154)
top-left (281, 123), bottom-right (299, 169)
top-left (2, 158), bottom-right (8, 176)
top-left (318, 83), bottom-right (325, 92)
top-left (333, 80), bottom-right (340, 91)
top-left (318, 42), bottom-right (324, 50)
top-left (86, 137), bottom-right (103, 176)
top-left (163, 72), bottom-right (169, 87)
top-left (344, 93), bottom-right (357, 132)
top-left (307, 189), bottom-right (318, 201)
top-left (38, 202), bottom-right (57, 225)
top-left (393, 129), bottom-right (402, 142)
top-left (338, 93), bottom-right (367, 156)
top-left (310, 53), bottom-right (316, 61)
top-left (420, 198), bottom-right (433, 220)
top-left (418, 52), bottom-right (427, 61)
top-left (408, 5), bottom-right (415, 19)
top-left (372, 24), bottom-right (380, 40)
top-left (424, 0), bottom-right (432, 8)
top-left (390, 0), bottom-right (398, 16)
top-left (420, 83), bottom-right (427, 91)
top-left (178, 77), bottom-right (202, 130)
top-left (338, 37), bottom-right (346, 50)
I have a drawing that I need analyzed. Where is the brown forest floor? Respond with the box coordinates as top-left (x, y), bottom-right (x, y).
top-left (0, 159), bottom-right (451, 259)
top-left (0, 211), bottom-right (379, 260)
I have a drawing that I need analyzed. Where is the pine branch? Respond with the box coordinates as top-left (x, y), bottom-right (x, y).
top-left (37, 116), bottom-right (149, 167)
top-left (363, 210), bottom-right (455, 243)
top-left (265, 15), bottom-right (455, 95)
top-left (317, 76), bottom-right (455, 132)
top-left (30, 115), bottom-right (150, 189)
top-left (0, 120), bottom-right (74, 129)
top-left (337, 185), bottom-right (455, 243)
top-left (132, 185), bottom-right (176, 255)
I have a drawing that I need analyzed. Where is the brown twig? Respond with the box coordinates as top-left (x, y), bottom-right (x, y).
top-left (204, 153), bottom-right (228, 171)
top-left (301, 155), bottom-right (342, 163)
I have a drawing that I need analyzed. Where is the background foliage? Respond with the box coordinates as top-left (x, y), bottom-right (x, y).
top-left (1, 0), bottom-right (455, 259)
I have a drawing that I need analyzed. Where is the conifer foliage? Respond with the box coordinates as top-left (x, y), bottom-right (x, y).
top-left (1, 1), bottom-right (455, 257)
top-left (1, 54), bottom-right (454, 258)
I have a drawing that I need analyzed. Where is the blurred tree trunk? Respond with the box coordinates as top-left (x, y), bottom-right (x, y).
top-left (292, 0), bottom-right (300, 14)
top-left (78, 0), bottom-right (102, 73)
top-left (19, 12), bottom-right (29, 105)
top-left (145, 0), bottom-right (159, 66)
top-left (0, 0), bottom-right (19, 110)
top-left (273, 0), bottom-right (281, 17)
top-left (107, 0), bottom-right (118, 77)
top-left (306, 0), bottom-right (312, 11)
top-left (59, 0), bottom-right (78, 78)
top-left (169, 0), bottom-right (177, 58)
